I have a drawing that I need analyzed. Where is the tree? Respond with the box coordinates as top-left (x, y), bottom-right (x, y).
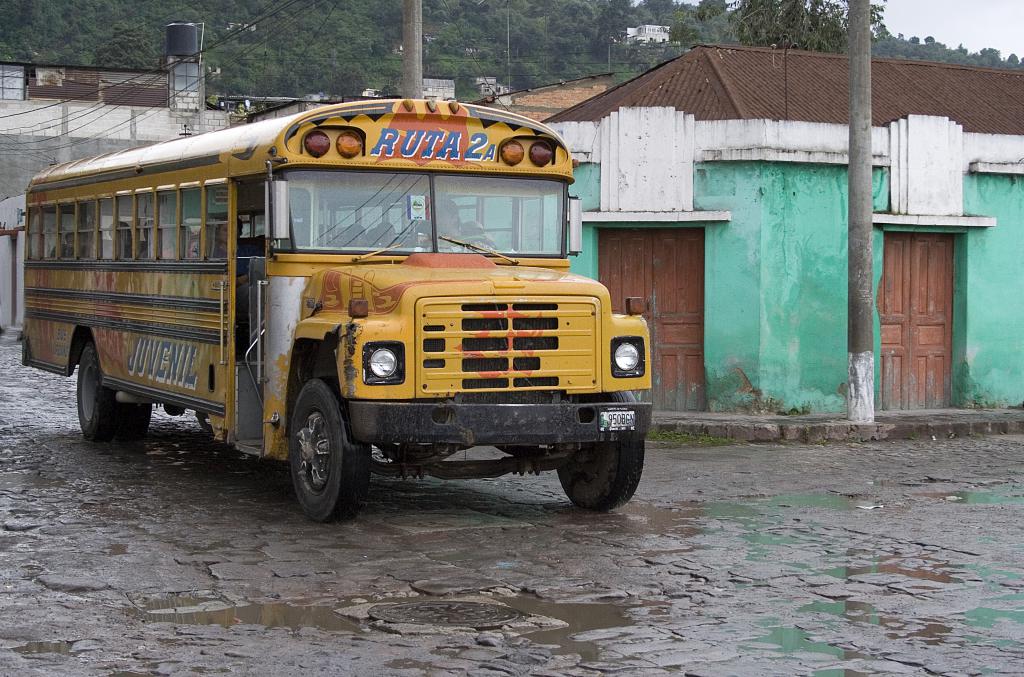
top-left (92, 23), bottom-right (159, 69)
top-left (1008, 53), bottom-right (1020, 67)
top-left (730, 0), bottom-right (886, 53)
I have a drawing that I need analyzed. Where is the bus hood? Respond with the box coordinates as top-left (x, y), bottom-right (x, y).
top-left (311, 253), bottom-right (611, 316)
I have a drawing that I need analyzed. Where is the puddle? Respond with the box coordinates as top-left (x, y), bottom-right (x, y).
top-left (767, 494), bottom-right (855, 510)
top-left (133, 593), bottom-right (361, 633)
top-left (749, 626), bottom-right (870, 660)
top-left (504, 595), bottom-right (639, 662)
top-left (613, 502), bottom-right (703, 535)
top-left (801, 600), bottom-right (954, 645)
top-left (106, 544), bottom-right (128, 556)
top-left (965, 607), bottom-right (1024, 628)
top-left (13, 640), bottom-right (73, 655)
top-left (918, 487), bottom-right (1024, 505)
top-left (822, 554), bottom-right (963, 584)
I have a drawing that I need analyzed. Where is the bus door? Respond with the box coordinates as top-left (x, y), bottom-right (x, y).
top-left (233, 181), bottom-right (267, 449)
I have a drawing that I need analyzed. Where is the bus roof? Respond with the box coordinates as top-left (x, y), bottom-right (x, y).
top-left (28, 99), bottom-right (572, 193)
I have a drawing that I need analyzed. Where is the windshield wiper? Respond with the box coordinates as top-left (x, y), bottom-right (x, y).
top-left (438, 235), bottom-right (519, 265)
top-left (351, 241), bottom-right (411, 263)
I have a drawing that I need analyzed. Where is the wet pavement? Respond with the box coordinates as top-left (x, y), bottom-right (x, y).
top-left (1, 334), bottom-right (1023, 676)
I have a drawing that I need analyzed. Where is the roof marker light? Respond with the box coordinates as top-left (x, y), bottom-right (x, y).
top-left (500, 140), bottom-right (524, 166)
top-left (336, 131), bottom-right (363, 158)
top-left (303, 130), bottom-right (331, 157)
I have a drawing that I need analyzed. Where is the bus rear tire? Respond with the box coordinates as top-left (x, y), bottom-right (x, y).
top-left (116, 404), bottom-right (152, 440)
top-left (557, 392), bottom-right (645, 511)
top-left (76, 343), bottom-right (119, 442)
top-left (289, 379), bottom-right (371, 522)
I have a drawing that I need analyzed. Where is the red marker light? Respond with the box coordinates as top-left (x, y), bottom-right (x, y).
top-left (528, 141), bottom-right (554, 166)
top-left (303, 130), bottom-right (331, 157)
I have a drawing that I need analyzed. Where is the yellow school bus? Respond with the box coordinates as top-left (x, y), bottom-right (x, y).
top-left (22, 98), bottom-right (651, 521)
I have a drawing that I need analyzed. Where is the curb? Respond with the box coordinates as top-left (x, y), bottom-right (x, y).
top-left (650, 417), bottom-right (1024, 443)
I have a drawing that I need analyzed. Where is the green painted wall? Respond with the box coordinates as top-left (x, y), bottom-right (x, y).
top-left (570, 157), bottom-right (1024, 412)
top-left (958, 174), bottom-right (1024, 406)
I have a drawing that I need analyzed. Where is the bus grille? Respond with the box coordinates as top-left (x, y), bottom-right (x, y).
top-left (415, 297), bottom-right (599, 395)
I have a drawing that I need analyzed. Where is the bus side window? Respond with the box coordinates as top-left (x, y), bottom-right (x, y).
top-left (180, 187), bottom-right (201, 260)
top-left (157, 190), bottom-right (177, 260)
top-left (116, 195), bottom-right (133, 260)
top-left (77, 200), bottom-right (96, 259)
top-left (42, 204), bottom-right (57, 259)
top-left (136, 191), bottom-right (154, 259)
top-left (99, 198), bottom-right (114, 259)
top-left (28, 206), bottom-right (43, 259)
top-left (205, 184), bottom-right (228, 259)
top-left (59, 203), bottom-right (75, 258)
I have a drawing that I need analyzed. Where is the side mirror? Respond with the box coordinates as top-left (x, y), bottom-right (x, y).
top-left (269, 179), bottom-right (290, 241)
top-left (568, 196), bottom-right (583, 256)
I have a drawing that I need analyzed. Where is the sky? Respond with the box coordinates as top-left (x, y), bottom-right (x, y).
top-left (881, 0), bottom-right (1024, 58)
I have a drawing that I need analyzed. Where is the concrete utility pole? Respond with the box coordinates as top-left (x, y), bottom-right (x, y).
top-left (401, 0), bottom-right (423, 98)
top-left (847, 0), bottom-right (874, 422)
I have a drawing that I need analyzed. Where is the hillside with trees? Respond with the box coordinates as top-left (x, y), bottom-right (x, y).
top-left (0, 0), bottom-right (1020, 102)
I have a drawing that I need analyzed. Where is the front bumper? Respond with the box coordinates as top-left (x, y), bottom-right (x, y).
top-left (348, 400), bottom-right (652, 446)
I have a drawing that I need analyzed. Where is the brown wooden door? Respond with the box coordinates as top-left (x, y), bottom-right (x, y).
top-left (599, 228), bottom-right (706, 411)
top-left (878, 232), bottom-right (954, 410)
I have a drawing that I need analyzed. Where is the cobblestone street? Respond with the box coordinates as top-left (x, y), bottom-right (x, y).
top-left (1, 334), bottom-right (1022, 676)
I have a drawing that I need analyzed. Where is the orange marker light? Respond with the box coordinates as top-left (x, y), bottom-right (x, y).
top-left (402, 99), bottom-right (415, 112)
top-left (336, 131), bottom-right (363, 158)
top-left (448, 100), bottom-right (460, 114)
top-left (500, 140), bottom-right (524, 166)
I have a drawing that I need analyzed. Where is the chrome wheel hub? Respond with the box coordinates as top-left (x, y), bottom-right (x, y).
top-left (297, 412), bottom-right (331, 491)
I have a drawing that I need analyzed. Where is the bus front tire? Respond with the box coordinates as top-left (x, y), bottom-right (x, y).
top-left (76, 343), bottom-right (120, 442)
top-left (289, 379), bottom-right (371, 522)
top-left (557, 392), bottom-right (645, 511)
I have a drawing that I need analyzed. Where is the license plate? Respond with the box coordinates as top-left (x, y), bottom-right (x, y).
top-left (599, 409), bottom-right (635, 431)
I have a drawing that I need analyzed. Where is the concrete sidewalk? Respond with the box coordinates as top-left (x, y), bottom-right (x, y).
top-left (651, 407), bottom-right (1024, 443)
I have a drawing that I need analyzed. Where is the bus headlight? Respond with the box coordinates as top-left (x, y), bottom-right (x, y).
top-left (363, 342), bottom-right (405, 385)
top-left (611, 337), bottom-right (644, 378)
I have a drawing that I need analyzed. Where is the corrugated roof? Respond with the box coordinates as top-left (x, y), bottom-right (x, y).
top-left (548, 44), bottom-right (1024, 135)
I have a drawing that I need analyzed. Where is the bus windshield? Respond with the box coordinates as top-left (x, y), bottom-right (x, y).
top-left (285, 170), bottom-right (565, 257)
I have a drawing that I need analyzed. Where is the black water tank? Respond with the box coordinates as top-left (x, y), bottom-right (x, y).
top-left (165, 22), bottom-right (199, 57)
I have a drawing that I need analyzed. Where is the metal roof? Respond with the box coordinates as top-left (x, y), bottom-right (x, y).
top-left (548, 45), bottom-right (1024, 135)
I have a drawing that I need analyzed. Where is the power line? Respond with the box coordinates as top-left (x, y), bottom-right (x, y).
top-left (0, 0), bottom-right (316, 121)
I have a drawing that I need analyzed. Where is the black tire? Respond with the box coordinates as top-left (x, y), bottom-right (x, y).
top-left (116, 404), bottom-right (152, 440)
top-left (76, 343), bottom-right (120, 442)
top-left (289, 379), bottom-right (371, 522)
top-left (557, 391), bottom-right (645, 511)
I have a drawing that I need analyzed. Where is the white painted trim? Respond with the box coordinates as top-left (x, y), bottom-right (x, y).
top-left (699, 148), bottom-right (890, 166)
top-left (872, 213), bottom-right (995, 228)
top-left (582, 210), bottom-right (731, 223)
top-left (969, 161), bottom-right (1024, 175)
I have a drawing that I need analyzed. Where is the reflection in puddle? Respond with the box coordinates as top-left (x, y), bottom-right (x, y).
top-left (134, 593), bottom-right (361, 633)
top-left (822, 553), bottom-right (963, 585)
top-left (750, 626), bottom-right (870, 660)
top-left (767, 494), bottom-right (855, 510)
top-left (504, 595), bottom-right (638, 662)
top-left (800, 600), bottom-right (954, 645)
top-left (13, 640), bottom-right (73, 655)
top-left (965, 607), bottom-right (1024, 628)
top-left (918, 486), bottom-right (1024, 505)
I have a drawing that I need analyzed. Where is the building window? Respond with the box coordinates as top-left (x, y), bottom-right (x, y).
top-left (172, 62), bottom-right (200, 93)
top-left (116, 195), bottom-right (133, 259)
top-left (136, 191), bottom-right (154, 259)
top-left (99, 198), bottom-right (114, 259)
top-left (0, 64), bottom-right (24, 101)
top-left (205, 184), bottom-right (228, 259)
top-left (157, 190), bottom-right (177, 259)
top-left (77, 200), bottom-right (96, 259)
top-left (180, 187), bottom-right (201, 259)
